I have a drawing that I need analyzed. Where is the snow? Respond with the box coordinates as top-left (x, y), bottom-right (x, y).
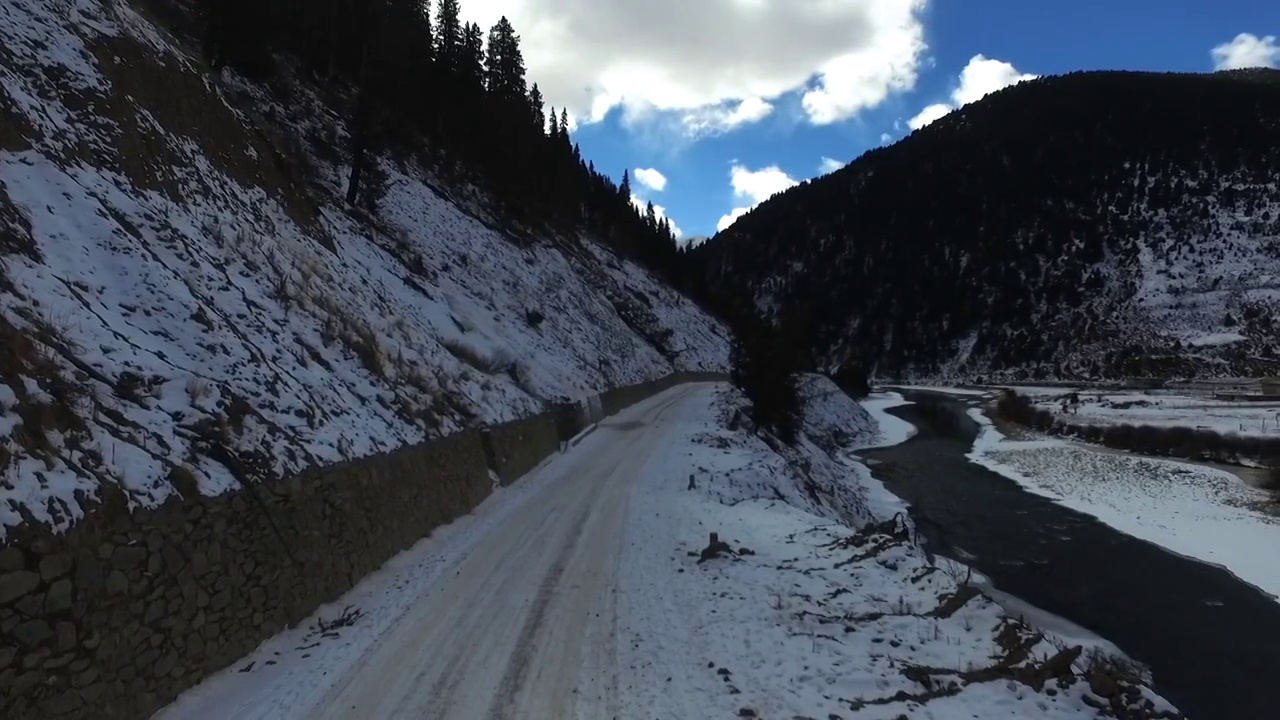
top-left (159, 383), bottom-right (1179, 719)
top-left (1013, 387), bottom-right (1280, 438)
top-left (0, 0), bottom-right (730, 537)
top-left (968, 407), bottom-right (1280, 601)
top-left (857, 392), bottom-right (919, 450)
top-left (894, 385), bottom-right (993, 397)
top-left (1188, 332), bottom-right (1248, 347)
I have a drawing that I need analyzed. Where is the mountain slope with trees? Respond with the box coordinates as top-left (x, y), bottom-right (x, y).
top-left (0, 0), bottom-right (728, 535)
top-left (696, 69), bottom-right (1280, 381)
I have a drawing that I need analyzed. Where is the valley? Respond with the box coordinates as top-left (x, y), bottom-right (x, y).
top-left (4, 0), bottom-right (1279, 718)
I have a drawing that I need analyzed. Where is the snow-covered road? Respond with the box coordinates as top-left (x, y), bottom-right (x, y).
top-left (313, 384), bottom-right (699, 720)
top-left (161, 381), bottom-right (1180, 720)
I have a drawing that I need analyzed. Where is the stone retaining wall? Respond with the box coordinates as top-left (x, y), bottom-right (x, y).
top-left (483, 413), bottom-right (563, 486)
top-left (0, 373), bottom-right (726, 719)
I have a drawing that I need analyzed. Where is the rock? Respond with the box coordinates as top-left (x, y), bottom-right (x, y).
top-left (0, 645), bottom-right (16, 669)
top-left (79, 682), bottom-right (105, 703)
top-left (144, 600), bottom-right (165, 624)
top-left (97, 543), bottom-right (114, 561)
top-left (0, 548), bottom-right (25, 572)
top-left (12, 669), bottom-right (42, 696)
top-left (105, 570), bottom-right (129, 596)
top-left (14, 620), bottom-right (53, 648)
top-left (45, 579), bottom-right (74, 613)
top-left (162, 545), bottom-right (186, 574)
top-left (21, 647), bottom-right (50, 670)
top-left (73, 668), bottom-right (98, 687)
top-left (0, 571), bottom-right (41, 604)
top-left (55, 621), bottom-right (77, 652)
top-left (43, 652), bottom-right (76, 670)
top-left (43, 688), bottom-right (85, 715)
top-left (112, 546), bottom-right (147, 570)
top-left (75, 557), bottom-right (104, 597)
top-left (154, 652), bottom-right (178, 677)
top-left (14, 592), bottom-right (45, 617)
top-left (1040, 645), bottom-right (1082, 680)
top-left (39, 553), bottom-right (74, 582)
top-left (1090, 671), bottom-right (1120, 699)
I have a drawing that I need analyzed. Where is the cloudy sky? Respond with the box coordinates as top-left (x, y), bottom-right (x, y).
top-left (458, 0), bottom-right (1280, 239)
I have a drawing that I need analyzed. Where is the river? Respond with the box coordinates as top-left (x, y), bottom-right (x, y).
top-left (863, 392), bottom-right (1280, 720)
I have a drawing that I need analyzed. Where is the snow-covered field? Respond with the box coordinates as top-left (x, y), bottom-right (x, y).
top-left (967, 408), bottom-right (1280, 601)
top-left (0, 0), bottom-right (729, 536)
top-left (1013, 387), bottom-right (1280, 437)
top-left (159, 380), bottom-right (1179, 719)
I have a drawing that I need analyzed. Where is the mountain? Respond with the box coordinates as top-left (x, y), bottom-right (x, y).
top-left (0, 0), bottom-right (728, 535)
top-left (696, 69), bottom-right (1280, 381)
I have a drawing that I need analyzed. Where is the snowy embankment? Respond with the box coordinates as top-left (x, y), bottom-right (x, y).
top-left (967, 407), bottom-right (1280, 601)
top-left (160, 379), bottom-right (1179, 720)
top-left (1015, 387), bottom-right (1280, 438)
top-left (0, 0), bottom-right (729, 537)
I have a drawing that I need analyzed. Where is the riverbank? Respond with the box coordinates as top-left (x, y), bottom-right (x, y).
top-left (863, 394), bottom-right (1280, 720)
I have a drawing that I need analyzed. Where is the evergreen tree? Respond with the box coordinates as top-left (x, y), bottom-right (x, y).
top-left (460, 22), bottom-right (484, 88)
top-left (433, 0), bottom-right (462, 72)
top-left (529, 83), bottom-right (545, 134)
top-left (484, 17), bottom-right (527, 103)
top-left (730, 310), bottom-right (803, 444)
top-left (620, 169), bottom-right (631, 199)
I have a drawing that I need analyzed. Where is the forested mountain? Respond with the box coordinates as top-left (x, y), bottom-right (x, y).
top-left (696, 69), bottom-right (1280, 381)
top-left (0, 0), bottom-right (729, 533)
top-left (182, 0), bottom-right (694, 284)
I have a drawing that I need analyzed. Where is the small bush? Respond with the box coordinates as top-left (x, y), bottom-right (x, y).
top-left (525, 308), bottom-right (545, 328)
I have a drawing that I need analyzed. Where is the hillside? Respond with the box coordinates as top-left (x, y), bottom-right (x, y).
top-left (696, 69), bottom-right (1280, 381)
top-left (0, 0), bottom-right (729, 537)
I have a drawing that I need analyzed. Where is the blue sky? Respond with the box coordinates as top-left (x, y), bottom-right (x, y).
top-left (460, 1), bottom-right (1279, 239)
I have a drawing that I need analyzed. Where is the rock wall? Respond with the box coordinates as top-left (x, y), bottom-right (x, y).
top-left (483, 413), bottom-right (563, 486)
top-left (0, 374), bottom-right (725, 719)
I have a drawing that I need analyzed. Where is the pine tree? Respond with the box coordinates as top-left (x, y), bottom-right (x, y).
top-left (419, 0), bottom-right (433, 60)
top-left (529, 83), bottom-right (545, 134)
top-left (620, 169), bottom-right (631, 199)
top-left (484, 17), bottom-right (527, 103)
top-left (461, 22), bottom-right (484, 88)
top-left (433, 0), bottom-right (462, 72)
top-left (559, 109), bottom-right (570, 141)
top-left (548, 106), bottom-right (559, 136)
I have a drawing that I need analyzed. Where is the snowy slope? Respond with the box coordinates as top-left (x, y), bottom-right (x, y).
top-left (0, 0), bottom-right (729, 536)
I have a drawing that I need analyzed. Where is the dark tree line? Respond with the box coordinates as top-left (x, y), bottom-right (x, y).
top-left (183, 0), bottom-right (690, 287)
top-left (694, 69), bottom-right (1280, 381)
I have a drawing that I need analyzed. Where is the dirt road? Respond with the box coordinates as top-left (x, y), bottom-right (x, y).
top-left (312, 384), bottom-right (701, 720)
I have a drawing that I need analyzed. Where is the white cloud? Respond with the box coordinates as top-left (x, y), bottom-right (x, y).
top-left (907, 103), bottom-right (950, 130)
top-left (1212, 33), bottom-right (1280, 70)
top-left (819, 157), bottom-right (844, 174)
top-left (716, 164), bottom-right (799, 231)
top-left (679, 97), bottom-right (774, 138)
top-left (459, 0), bottom-right (929, 132)
top-left (631, 194), bottom-right (684, 238)
top-left (879, 132), bottom-right (894, 145)
top-left (634, 168), bottom-right (668, 192)
top-left (908, 54), bottom-right (1036, 130)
